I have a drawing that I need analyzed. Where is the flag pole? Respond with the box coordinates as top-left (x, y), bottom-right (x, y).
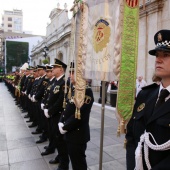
top-left (99, 81), bottom-right (106, 170)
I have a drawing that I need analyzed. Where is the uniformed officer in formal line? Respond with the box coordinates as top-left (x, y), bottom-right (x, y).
top-left (13, 68), bottom-right (20, 105)
top-left (31, 65), bottom-right (49, 142)
top-left (26, 67), bottom-right (39, 125)
top-left (43, 58), bottom-right (69, 170)
top-left (58, 62), bottom-right (94, 170)
top-left (22, 67), bottom-right (32, 117)
top-left (39, 65), bottom-right (56, 151)
top-left (126, 30), bottom-right (170, 170)
top-left (19, 63), bottom-right (28, 112)
top-left (23, 67), bottom-right (36, 125)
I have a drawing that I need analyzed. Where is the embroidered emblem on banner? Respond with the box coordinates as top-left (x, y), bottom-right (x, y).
top-left (137, 103), bottom-right (145, 112)
top-left (93, 19), bottom-right (111, 53)
top-left (126, 0), bottom-right (138, 8)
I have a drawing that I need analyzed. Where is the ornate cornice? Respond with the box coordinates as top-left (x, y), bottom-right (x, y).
top-left (139, 0), bottom-right (165, 18)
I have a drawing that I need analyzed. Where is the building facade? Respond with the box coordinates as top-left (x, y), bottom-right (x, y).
top-left (138, 0), bottom-right (168, 84)
top-left (31, 0), bottom-right (169, 85)
top-left (1, 9), bottom-right (23, 33)
top-left (31, 7), bottom-right (71, 67)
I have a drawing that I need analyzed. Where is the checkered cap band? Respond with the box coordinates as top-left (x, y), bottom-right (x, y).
top-left (157, 40), bottom-right (170, 47)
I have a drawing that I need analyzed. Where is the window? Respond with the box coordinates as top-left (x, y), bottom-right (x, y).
top-left (8, 17), bottom-right (12, 21)
top-left (8, 24), bottom-right (12, 27)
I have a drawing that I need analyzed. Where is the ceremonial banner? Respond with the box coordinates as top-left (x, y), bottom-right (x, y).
top-left (82, 0), bottom-right (119, 82)
top-left (116, 0), bottom-right (139, 133)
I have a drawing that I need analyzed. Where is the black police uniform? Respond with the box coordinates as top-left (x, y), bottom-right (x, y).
top-left (126, 83), bottom-right (170, 170)
top-left (45, 75), bottom-right (69, 169)
top-left (126, 29), bottom-right (170, 170)
top-left (59, 85), bottom-right (94, 170)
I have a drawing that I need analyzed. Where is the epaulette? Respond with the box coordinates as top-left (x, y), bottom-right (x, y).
top-left (142, 83), bottom-right (159, 90)
top-left (43, 81), bottom-right (48, 86)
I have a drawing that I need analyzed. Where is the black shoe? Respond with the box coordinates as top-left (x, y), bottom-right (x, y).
top-left (24, 115), bottom-right (29, 118)
top-left (41, 149), bottom-right (54, 156)
top-left (26, 119), bottom-right (32, 123)
top-left (32, 131), bottom-right (42, 135)
top-left (36, 138), bottom-right (47, 144)
top-left (49, 158), bottom-right (59, 164)
top-left (28, 123), bottom-right (37, 128)
top-left (44, 146), bottom-right (48, 149)
top-left (22, 110), bottom-right (27, 113)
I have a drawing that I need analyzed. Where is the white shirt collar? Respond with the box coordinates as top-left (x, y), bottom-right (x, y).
top-left (56, 74), bottom-right (64, 81)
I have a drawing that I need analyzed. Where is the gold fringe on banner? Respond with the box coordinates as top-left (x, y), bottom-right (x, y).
top-left (73, 1), bottom-right (87, 119)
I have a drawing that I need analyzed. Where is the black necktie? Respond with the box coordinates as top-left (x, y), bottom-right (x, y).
top-left (155, 89), bottom-right (169, 108)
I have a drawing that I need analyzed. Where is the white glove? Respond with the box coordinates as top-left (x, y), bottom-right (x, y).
top-left (41, 103), bottom-right (44, 110)
top-left (28, 94), bottom-right (31, 99)
top-left (31, 96), bottom-right (34, 102)
top-left (32, 95), bottom-right (37, 102)
top-left (58, 122), bottom-right (67, 134)
top-left (44, 109), bottom-right (50, 118)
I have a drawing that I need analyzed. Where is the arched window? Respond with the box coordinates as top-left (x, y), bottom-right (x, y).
top-left (33, 61), bottom-right (36, 67)
top-left (58, 52), bottom-right (63, 61)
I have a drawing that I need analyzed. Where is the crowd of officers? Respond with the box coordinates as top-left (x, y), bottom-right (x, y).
top-left (3, 59), bottom-right (94, 170)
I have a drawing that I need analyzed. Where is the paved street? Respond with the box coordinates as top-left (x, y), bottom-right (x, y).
top-left (0, 82), bottom-right (126, 170)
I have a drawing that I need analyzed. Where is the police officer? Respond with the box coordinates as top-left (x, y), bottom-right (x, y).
top-left (43, 59), bottom-right (69, 170)
top-left (58, 62), bottom-right (94, 170)
top-left (126, 30), bottom-right (170, 170)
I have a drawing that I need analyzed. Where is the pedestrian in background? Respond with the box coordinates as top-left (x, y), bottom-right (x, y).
top-left (136, 75), bottom-right (147, 97)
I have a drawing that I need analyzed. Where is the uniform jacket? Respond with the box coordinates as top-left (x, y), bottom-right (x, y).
top-left (30, 78), bottom-right (39, 97)
top-left (20, 74), bottom-right (26, 91)
top-left (45, 76), bottom-right (65, 117)
top-left (26, 76), bottom-right (35, 95)
top-left (60, 86), bottom-right (94, 144)
top-left (41, 77), bottom-right (55, 105)
top-left (34, 75), bottom-right (48, 101)
top-left (126, 83), bottom-right (170, 170)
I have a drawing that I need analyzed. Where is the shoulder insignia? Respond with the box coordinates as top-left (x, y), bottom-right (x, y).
top-left (84, 95), bottom-right (91, 104)
top-left (53, 85), bottom-right (60, 94)
top-left (137, 103), bottom-right (145, 112)
top-left (43, 81), bottom-right (48, 86)
top-left (142, 83), bottom-right (158, 90)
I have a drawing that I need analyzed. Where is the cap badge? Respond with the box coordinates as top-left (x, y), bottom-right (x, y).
top-left (157, 33), bottom-right (162, 42)
top-left (137, 103), bottom-right (145, 112)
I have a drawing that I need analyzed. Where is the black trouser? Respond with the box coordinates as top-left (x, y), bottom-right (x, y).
top-left (67, 142), bottom-right (87, 170)
top-left (40, 110), bottom-right (48, 140)
top-left (48, 116), bottom-right (58, 151)
top-left (57, 135), bottom-right (69, 169)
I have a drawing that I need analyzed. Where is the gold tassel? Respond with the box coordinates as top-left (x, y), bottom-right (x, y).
top-left (124, 138), bottom-right (127, 149)
top-left (77, 108), bottom-right (81, 119)
top-left (68, 87), bottom-right (71, 100)
top-left (120, 119), bottom-right (125, 134)
top-left (75, 108), bottom-right (78, 118)
top-left (63, 97), bottom-right (66, 109)
top-left (117, 124), bottom-right (121, 137)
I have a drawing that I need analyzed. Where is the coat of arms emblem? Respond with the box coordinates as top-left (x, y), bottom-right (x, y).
top-left (93, 19), bottom-right (111, 53)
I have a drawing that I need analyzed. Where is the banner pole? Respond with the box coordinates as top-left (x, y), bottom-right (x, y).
top-left (99, 81), bottom-right (106, 170)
